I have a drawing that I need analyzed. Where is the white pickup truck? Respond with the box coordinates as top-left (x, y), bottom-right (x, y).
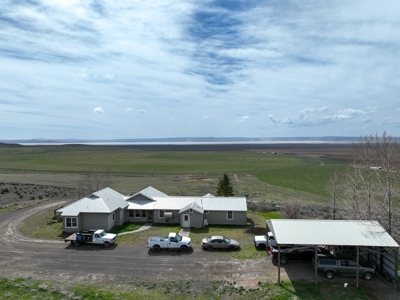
top-left (65, 229), bottom-right (117, 248)
top-left (147, 232), bottom-right (192, 252)
top-left (254, 232), bottom-right (277, 248)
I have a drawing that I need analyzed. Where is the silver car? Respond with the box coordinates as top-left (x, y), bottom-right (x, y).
top-left (201, 235), bottom-right (240, 251)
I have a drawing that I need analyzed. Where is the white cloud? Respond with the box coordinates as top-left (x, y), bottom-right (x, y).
top-left (1, 1), bottom-right (399, 139)
top-left (237, 116), bottom-right (249, 123)
top-left (126, 108), bottom-right (133, 112)
top-left (93, 107), bottom-right (104, 114)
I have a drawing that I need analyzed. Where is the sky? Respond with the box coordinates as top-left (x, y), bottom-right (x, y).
top-left (1, 0), bottom-right (400, 140)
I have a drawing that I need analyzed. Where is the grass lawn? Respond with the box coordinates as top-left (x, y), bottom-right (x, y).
top-left (0, 277), bottom-right (369, 300)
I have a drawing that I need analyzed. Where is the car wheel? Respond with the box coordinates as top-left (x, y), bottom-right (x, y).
top-left (363, 272), bottom-right (372, 280)
top-left (153, 245), bottom-right (161, 253)
top-left (104, 242), bottom-right (110, 248)
top-left (259, 243), bottom-right (266, 249)
top-left (229, 245), bottom-right (235, 251)
top-left (180, 245), bottom-right (188, 252)
top-left (73, 241), bottom-right (81, 247)
top-left (280, 256), bottom-right (287, 264)
top-left (207, 245), bottom-right (213, 251)
top-left (325, 271), bottom-right (334, 279)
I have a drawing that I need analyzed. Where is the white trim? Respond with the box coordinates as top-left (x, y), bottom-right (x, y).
top-left (159, 210), bottom-right (165, 219)
top-left (227, 211), bottom-right (233, 220)
top-left (65, 217), bottom-right (78, 228)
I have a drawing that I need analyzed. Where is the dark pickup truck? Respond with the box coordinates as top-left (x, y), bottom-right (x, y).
top-left (269, 245), bottom-right (332, 264)
top-left (313, 258), bottom-right (375, 280)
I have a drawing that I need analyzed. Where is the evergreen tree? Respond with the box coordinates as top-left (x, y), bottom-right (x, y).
top-left (216, 173), bottom-right (234, 196)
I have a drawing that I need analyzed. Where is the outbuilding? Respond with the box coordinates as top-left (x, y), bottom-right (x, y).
top-left (267, 219), bottom-right (399, 291)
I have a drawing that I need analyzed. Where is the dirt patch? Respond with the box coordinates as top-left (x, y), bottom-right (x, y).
top-left (245, 227), bottom-right (267, 235)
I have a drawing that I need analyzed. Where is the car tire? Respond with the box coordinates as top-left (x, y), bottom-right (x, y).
top-left (280, 256), bottom-right (287, 264)
top-left (363, 272), bottom-right (372, 280)
top-left (229, 245), bottom-right (235, 251)
top-left (180, 245), bottom-right (188, 252)
top-left (153, 245), bottom-right (161, 253)
top-left (325, 271), bottom-right (334, 279)
top-left (258, 244), bottom-right (266, 249)
top-left (207, 245), bottom-right (213, 251)
top-left (73, 241), bottom-right (81, 247)
top-left (104, 242), bottom-right (110, 248)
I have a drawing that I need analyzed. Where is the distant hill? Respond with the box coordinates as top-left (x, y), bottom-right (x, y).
top-left (0, 137), bottom-right (359, 144)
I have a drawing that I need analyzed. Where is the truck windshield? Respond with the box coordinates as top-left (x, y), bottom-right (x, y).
top-left (176, 234), bottom-right (182, 241)
top-left (100, 231), bottom-right (107, 237)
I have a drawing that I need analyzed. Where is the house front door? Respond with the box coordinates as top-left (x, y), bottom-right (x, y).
top-left (181, 214), bottom-right (190, 228)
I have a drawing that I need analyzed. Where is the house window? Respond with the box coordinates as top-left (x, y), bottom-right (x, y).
top-left (227, 211), bottom-right (233, 220)
top-left (189, 209), bottom-right (193, 213)
top-left (112, 212), bottom-right (115, 221)
top-left (129, 210), bottom-right (134, 218)
top-left (204, 210), bottom-right (209, 214)
top-left (142, 210), bottom-right (147, 218)
top-left (159, 210), bottom-right (165, 218)
top-left (135, 210), bottom-right (141, 218)
top-left (65, 217), bottom-right (78, 228)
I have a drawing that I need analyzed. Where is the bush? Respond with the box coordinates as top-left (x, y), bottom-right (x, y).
top-left (247, 201), bottom-right (272, 212)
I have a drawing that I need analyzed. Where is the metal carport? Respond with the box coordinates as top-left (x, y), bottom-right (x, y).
top-left (267, 219), bottom-right (399, 291)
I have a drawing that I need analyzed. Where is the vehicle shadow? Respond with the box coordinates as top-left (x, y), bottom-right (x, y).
top-left (147, 248), bottom-right (194, 256)
top-left (64, 243), bottom-right (118, 251)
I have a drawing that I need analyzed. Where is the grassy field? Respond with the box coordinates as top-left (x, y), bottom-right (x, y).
top-left (0, 144), bottom-right (347, 205)
top-left (0, 145), bottom-right (302, 173)
top-left (0, 276), bottom-right (369, 300)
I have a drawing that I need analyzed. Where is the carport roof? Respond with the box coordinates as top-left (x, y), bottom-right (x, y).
top-left (267, 219), bottom-right (399, 248)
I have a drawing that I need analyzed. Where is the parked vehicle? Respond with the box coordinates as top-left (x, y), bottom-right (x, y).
top-left (147, 232), bottom-right (192, 252)
top-left (313, 258), bottom-right (375, 280)
top-left (254, 232), bottom-right (277, 248)
top-left (269, 245), bottom-right (332, 264)
top-left (65, 229), bottom-right (117, 248)
top-left (202, 235), bottom-right (240, 251)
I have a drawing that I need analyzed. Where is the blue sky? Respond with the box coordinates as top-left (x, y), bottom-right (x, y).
top-left (1, 0), bottom-right (399, 139)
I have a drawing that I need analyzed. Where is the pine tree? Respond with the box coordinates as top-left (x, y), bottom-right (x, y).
top-left (216, 173), bottom-right (234, 197)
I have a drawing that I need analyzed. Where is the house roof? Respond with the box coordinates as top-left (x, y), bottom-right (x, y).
top-left (58, 187), bottom-right (128, 217)
top-left (126, 199), bottom-right (156, 210)
top-left (124, 186), bottom-right (168, 201)
top-left (153, 196), bottom-right (247, 211)
top-left (179, 201), bottom-right (205, 214)
top-left (267, 219), bottom-right (399, 247)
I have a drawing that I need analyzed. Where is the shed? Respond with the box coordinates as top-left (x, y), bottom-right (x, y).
top-left (267, 219), bottom-right (399, 290)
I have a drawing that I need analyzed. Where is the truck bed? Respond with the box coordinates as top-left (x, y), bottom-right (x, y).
top-left (65, 233), bottom-right (78, 242)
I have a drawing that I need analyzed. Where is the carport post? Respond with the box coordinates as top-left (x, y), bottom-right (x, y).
top-left (356, 246), bottom-right (359, 288)
top-left (278, 244), bottom-right (281, 285)
top-left (395, 247), bottom-right (399, 292)
top-left (314, 245), bottom-right (318, 284)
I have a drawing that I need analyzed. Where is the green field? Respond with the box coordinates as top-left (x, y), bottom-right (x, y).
top-left (0, 144), bottom-right (346, 202)
top-left (0, 145), bottom-right (302, 173)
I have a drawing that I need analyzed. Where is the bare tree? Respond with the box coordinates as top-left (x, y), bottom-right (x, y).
top-left (357, 132), bottom-right (400, 235)
top-left (76, 166), bottom-right (112, 198)
top-left (327, 169), bottom-right (340, 220)
top-left (281, 200), bottom-right (303, 219)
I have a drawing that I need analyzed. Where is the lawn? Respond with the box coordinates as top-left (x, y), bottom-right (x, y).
top-left (0, 277), bottom-right (369, 300)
